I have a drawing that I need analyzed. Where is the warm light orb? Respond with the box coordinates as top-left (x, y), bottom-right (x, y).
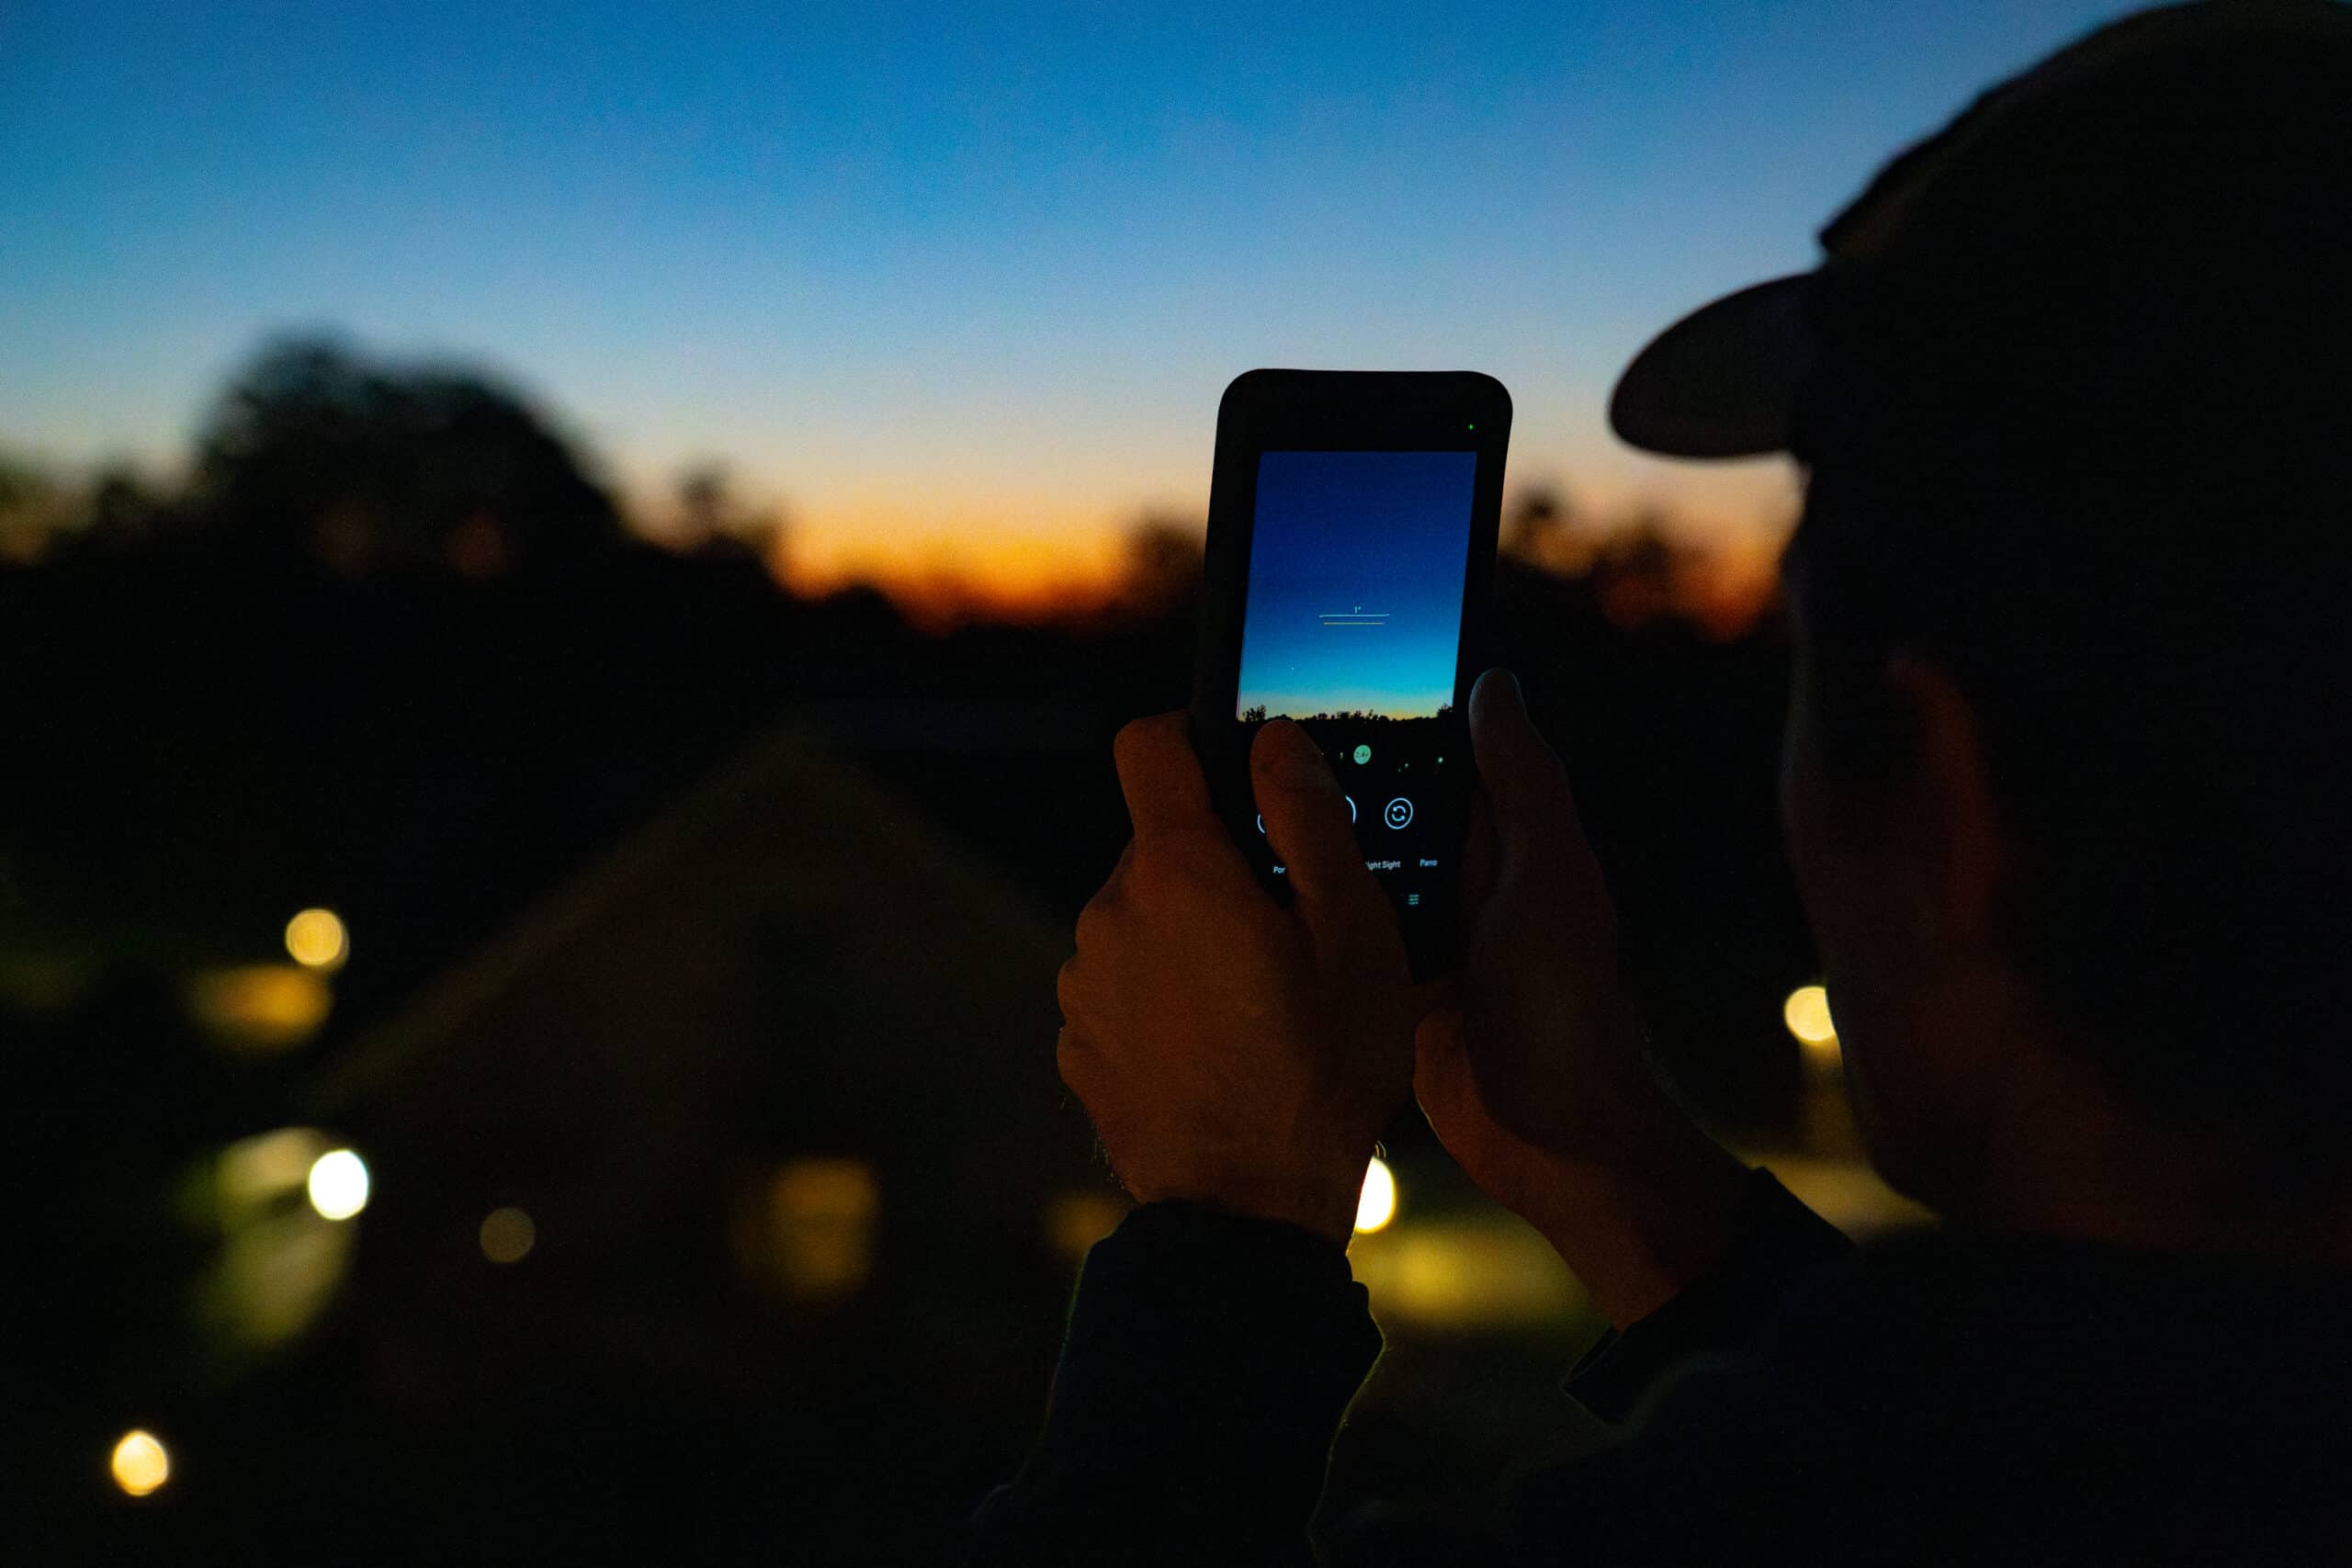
top-left (284, 908), bottom-right (349, 971)
top-left (217, 1126), bottom-right (331, 1208)
top-left (479, 1206), bottom-right (537, 1264)
top-left (1782, 985), bottom-right (1838, 1046)
top-left (1044, 1190), bottom-right (1127, 1264)
top-left (1355, 1157), bottom-right (1397, 1235)
top-left (110, 1429), bottom-right (170, 1496)
top-left (766, 1157), bottom-right (881, 1301)
top-left (306, 1149), bottom-right (370, 1221)
top-left (187, 964), bottom-right (332, 1052)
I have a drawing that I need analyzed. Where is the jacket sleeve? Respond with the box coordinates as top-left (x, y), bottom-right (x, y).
top-left (1561, 1165), bottom-right (1856, 1423)
top-left (965, 1198), bottom-right (1385, 1568)
top-left (967, 1168), bottom-right (1856, 1567)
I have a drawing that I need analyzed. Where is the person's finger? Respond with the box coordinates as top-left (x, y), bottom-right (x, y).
top-left (1069, 842), bottom-right (1133, 955)
top-left (1070, 879), bottom-right (1120, 964)
top-left (1411, 1002), bottom-right (1470, 1121)
top-left (1468, 669), bottom-right (1581, 860)
top-left (1112, 713), bottom-right (1216, 842)
top-left (1055, 1021), bottom-right (1095, 1096)
top-left (1407, 974), bottom-right (1456, 1024)
top-left (1250, 719), bottom-right (1383, 927)
top-left (1458, 784), bottom-right (1503, 916)
top-left (1056, 950), bottom-right (1091, 1025)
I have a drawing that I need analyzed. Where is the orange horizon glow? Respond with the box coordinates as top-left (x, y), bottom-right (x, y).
top-left (742, 465), bottom-right (1796, 633)
top-left (767, 510), bottom-right (1131, 632)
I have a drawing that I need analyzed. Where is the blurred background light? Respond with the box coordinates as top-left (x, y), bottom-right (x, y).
top-left (1045, 1190), bottom-right (1127, 1265)
top-left (1782, 984), bottom-right (1838, 1049)
top-left (216, 1126), bottom-right (331, 1209)
top-left (283, 908), bottom-right (349, 971)
top-left (1355, 1156), bottom-right (1397, 1235)
top-left (765, 1157), bottom-right (878, 1303)
top-left (479, 1206), bottom-right (537, 1264)
top-left (1348, 1213), bottom-right (1583, 1329)
top-left (306, 1149), bottom-right (370, 1222)
top-left (186, 964), bottom-right (332, 1053)
top-left (203, 1127), bottom-right (358, 1346)
top-left (109, 1428), bottom-right (169, 1497)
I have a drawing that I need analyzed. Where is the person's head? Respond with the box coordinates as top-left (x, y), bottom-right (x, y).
top-left (1611, 0), bottom-right (2352, 1229)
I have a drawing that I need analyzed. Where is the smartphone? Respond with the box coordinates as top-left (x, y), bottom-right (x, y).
top-left (1190, 368), bottom-right (1510, 979)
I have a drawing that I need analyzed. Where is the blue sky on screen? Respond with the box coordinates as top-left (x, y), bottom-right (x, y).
top-left (1236, 451), bottom-right (1474, 720)
top-left (0, 1), bottom-right (2145, 592)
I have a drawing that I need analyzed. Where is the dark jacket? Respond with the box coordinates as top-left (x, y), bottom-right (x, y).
top-left (968, 1168), bottom-right (2352, 1564)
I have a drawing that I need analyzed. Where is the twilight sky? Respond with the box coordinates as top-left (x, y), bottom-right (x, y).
top-left (0, 1), bottom-right (2142, 600)
top-left (1237, 451), bottom-right (1476, 720)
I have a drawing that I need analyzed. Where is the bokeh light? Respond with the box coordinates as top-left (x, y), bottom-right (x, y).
top-left (479, 1206), bottom-right (537, 1264)
top-left (110, 1429), bottom-right (169, 1496)
top-left (186, 964), bottom-right (332, 1053)
top-left (216, 1126), bottom-right (331, 1208)
top-left (205, 1128), bottom-right (356, 1346)
top-left (1355, 1156), bottom-right (1397, 1235)
top-left (1045, 1190), bottom-right (1127, 1264)
top-left (283, 908), bottom-right (349, 971)
top-left (306, 1149), bottom-right (370, 1221)
top-left (766, 1157), bottom-right (879, 1302)
top-left (1348, 1215), bottom-right (1584, 1327)
top-left (1783, 985), bottom-right (1838, 1045)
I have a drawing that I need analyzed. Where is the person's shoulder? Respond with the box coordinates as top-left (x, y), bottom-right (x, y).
top-left (1505, 1342), bottom-right (1857, 1564)
top-left (1511, 1227), bottom-right (2352, 1562)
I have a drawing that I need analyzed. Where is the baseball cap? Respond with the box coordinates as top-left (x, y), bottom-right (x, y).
top-left (1606, 0), bottom-right (2352, 464)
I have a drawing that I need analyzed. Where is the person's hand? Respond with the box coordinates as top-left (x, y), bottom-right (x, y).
top-left (1413, 670), bottom-right (1750, 1325)
top-left (1056, 713), bottom-right (1426, 1248)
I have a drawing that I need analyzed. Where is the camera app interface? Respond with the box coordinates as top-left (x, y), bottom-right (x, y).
top-left (1235, 449), bottom-right (1475, 901)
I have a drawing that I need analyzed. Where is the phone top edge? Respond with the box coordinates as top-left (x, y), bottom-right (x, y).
top-left (1216, 371), bottom-right (1514, 446)
top-left (1222, 367), bottom-right (1511, 400)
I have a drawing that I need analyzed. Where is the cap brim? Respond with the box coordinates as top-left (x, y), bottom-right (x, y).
top-left (1607, 274), bottom-right (1815, 458)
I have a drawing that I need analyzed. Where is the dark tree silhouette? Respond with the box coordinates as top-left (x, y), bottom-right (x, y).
top-left (1502, 484), bottom-right (1568, 562)
top-left (1115, 513), bottom-right (1206, 619)
top-left (189, 336), bottom-right (624, 577)
top-left (672, 460), bottom-right (786, 564)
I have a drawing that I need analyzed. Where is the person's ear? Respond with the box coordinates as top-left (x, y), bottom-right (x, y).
top-left (1881, 655), bottom-right (2009, 955)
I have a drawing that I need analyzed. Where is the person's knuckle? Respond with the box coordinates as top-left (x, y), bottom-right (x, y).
top-left (1072, 891), bottom-right (1115, 949)
top-left (1112, 712), bottom-right (1181, 772)
top-left (1054, 1024), bottom-right (1090, 1087)
top-left (1111, 716), bottom-right (1152, 766)
top-left (1148, 821), bottom-right (1223, 864)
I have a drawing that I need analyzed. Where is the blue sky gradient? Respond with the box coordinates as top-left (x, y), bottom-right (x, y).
top-left (1237, 451), bottom-right (1475, 719)
top-left (0, 1), bottom-right (2146, 591)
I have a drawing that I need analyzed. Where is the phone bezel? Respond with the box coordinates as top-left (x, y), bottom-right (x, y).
top-left (1188, 367), bottom-right (1512, 977)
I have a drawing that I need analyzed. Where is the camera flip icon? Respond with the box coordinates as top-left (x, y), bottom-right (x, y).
top-left (1383, 796), bottom-right (1414, 830)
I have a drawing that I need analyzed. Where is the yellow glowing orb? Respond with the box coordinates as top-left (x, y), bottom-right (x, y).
top-left (1355, 1157), bottom-right (1397, 1235)
top-left (479, 1206), bottom-right (537, 1264)
top-left (283, 908), bottom-right (349, 971)
top-left (1782, 985), bottom-right (1838, 1046)
top-left (110, 1429), bottom-right (170, 1496)
top-left (306, 1149), bottom-right (370, 1221)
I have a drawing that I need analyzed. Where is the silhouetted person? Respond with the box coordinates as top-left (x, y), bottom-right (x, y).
top-left (971, 4), bottom-right (2352, 1562)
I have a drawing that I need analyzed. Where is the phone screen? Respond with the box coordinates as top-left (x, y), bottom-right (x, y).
top-left (1233, 448), bottom-right (1476, 904)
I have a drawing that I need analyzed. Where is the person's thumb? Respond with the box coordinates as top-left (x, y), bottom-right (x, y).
top-left (1468, 669), bottom-right (1580, 862)
top-left (1412, 1000), bottom-right (1469, 1116)
top-left (1250, 719), bottom-right (1384, 933)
